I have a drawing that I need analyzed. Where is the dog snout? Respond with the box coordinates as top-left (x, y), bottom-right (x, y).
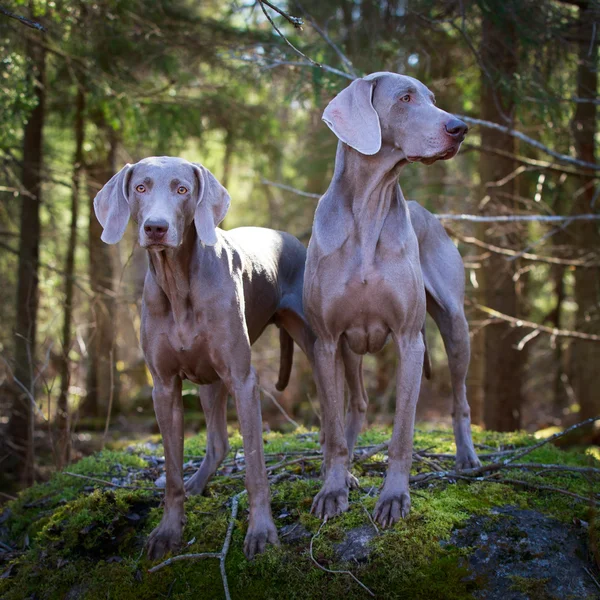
top-left (144, 218), bottom-right (169, 241)
top-left (445, 118), bottom-right (468, 140)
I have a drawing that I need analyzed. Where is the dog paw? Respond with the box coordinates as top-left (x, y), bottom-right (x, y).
top-left (373, 490), bottom-right (410, 528)
top-left (244, 518), bottom-right (279, 560)
top-left (455, 450), bottom-right (482, 471)
top-left (184, 473), bottom-right (208, 496)
top-left (147, 519), bottom-right (183, 560)
top-left (311, 484), bottom-right (350, 520)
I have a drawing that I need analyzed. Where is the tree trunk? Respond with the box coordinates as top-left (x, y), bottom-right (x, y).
top-left (570, 0), bottom-right (600, 420)
top-left (479, 8), bottom-right (524, 431)
top-left (56, 85), bottom-right (85, 465)
top-left (7, 38), bottom-right (46, 485)
top-left (81, 132), bottom-right (119, 419)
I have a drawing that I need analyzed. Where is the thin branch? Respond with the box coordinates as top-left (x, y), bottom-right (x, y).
top-left (294, 0), bottom-right (358, 78)
top-left (257, 0), bottom-right (319, 67)
top-left (0, 5), bottom-right (46, 31)
top-left (260, 386), bottom-right (300, 429)
top-left (463, 143), bottom-right (600, 178)
top-left (63, 471), bottom-right (153, 491)
top-left (147, 552), bottom-right (221, 573)
top-left (148, 491), bottom-right (245, 600)
top-left (259, 181), bottom-right (600, 223)
top-left (458, 115), bottom-right (600, 171)
top-left (472, 303), bottom-right (600, 343)
top-left (219, 492), bottom-right (242, 600)
top-left (436, 213), bottom-right (600, 223)
top-left (475, 476), bottom-right (597, 506)
top-left (261, 178), bottom-right (321, 198)
top-left (309, 520), bottom-right (375, 597)
top-left (503, 416), bottom-right (600, 465)
top-left (259, 0), bottom-right (303, 28)
top-left (493, 463), bottom-right (600, 475)
top-left (453, 232), bottom-right (600, 267)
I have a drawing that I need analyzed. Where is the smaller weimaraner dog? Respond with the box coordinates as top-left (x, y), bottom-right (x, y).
top-left (305, 72), bottom-right (480, 527)
top-left (93, 156), bottom-right (318, 560)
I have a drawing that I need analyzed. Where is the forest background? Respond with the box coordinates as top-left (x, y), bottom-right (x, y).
top-left (1, 0), bottom-right (599, 492)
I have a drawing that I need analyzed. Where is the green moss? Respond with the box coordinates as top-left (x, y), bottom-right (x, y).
top-left (0, 427), bottom-right (597, 599)
top-left (508, 575), bottom-right (557, 600)
top-left (4, 450), bottom-right (150, 544)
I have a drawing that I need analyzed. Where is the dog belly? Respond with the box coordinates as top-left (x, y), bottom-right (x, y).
top-left (344, 323), bottom-right (390, 355)
top-left (179, 363), bottom-right (219, 386)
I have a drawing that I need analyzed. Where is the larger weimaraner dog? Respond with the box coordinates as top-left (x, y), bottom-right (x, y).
top-left (305, 72), bottom-right (480, 527)
top-left (93, 156), bottom-right (322, 560)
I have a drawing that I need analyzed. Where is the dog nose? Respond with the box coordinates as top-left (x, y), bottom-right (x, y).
top-left (445, 118), bottom-right (468, 138)
top-left (144, 218), bottom-right (169, 238)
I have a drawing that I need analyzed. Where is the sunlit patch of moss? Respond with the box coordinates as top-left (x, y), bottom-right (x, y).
top-left (4, 450), bottom-right (149, 543)
top-left (1, 428), bottom-right (598, 600)
top-left (586, 446), bottom-right (600, 461)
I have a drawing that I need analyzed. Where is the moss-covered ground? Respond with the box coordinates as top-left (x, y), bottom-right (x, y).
top-left (0, 425), bottom-right (598, 599)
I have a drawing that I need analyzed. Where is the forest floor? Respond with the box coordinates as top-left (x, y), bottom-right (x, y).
top-left (0, 424), bottom-right (599, 599)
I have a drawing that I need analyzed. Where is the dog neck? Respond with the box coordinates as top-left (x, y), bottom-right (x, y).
top-left (329, 141), bottom-right (409, 215)
top-left (147, 226), bottom-right (197, 321)
top-left (327, 141), bottom-right (411, 277)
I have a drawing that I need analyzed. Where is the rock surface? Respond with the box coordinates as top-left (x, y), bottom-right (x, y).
top-left (449, 506), bottom-right (598, 600)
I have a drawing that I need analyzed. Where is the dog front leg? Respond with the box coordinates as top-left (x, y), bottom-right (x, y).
top-left (147, 375), bottom-right (186, 559)
top-left (373, 333), bottom-right (424, 528)
top-left (311, 338), bottom-right (354, 520)
top-left (223, 366), bottom-right (278, 559)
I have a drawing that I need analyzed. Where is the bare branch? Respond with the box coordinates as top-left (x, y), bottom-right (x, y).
top-left (459, 115), bottom-right (600, 171)
top-left (63, 471), bottom-right (154, 490)
top-left (0, 5), bottom-right (46, 31)
top-left (309, 520), bottom-right (375, 597)
top-left (260, 386), bottom-right (300, 429)
top-left (261, 178), bottom-right (321, 198)
top-left (260, 179), bottom-right (600, 224)
top-left (472, 303), bottom-right (600, 343)
top-left (436, 213), bottom-right (600, 223)
top-left (260, 0), bottom-right (303, 28)
top-left (453, 232), bottom-right (600, 267)
top-left (257, 0), bottom-right (319, 67)
top-left (503, 416), bottom-right (600, 465)
top-left (463, 143), bottom-right (600, 178)
top-left (293, 0), bottom-right (358, 78)
top-left (148, 491), bottom-right (245, 600)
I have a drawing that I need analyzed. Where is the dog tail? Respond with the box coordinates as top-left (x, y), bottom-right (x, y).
top-left (276, 327), bottom-right (294, 391)
top-left (422, 325), bottom-right (432, 380)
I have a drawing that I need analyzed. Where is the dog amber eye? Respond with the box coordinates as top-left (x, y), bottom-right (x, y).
top-left (401, 94), bottom-right (411, 103)
top-left (177, 186), bottom-right (188, 195)
top-left (135, 184), bottom-right (146, 193)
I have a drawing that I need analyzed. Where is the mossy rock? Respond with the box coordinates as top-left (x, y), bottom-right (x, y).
top-left (0, 426), bottom-right (598, 599)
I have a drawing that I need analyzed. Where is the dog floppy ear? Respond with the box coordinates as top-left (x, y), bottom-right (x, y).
top-left (93, 164), bottom-right (133, 244)
top-left (192, 163), bottom-right (231, 246)
top-left (322, 78), bottom-right (382, 155)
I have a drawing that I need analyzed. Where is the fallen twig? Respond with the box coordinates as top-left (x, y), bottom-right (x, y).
top-left (309, 520), bottom-right (375, 597)
top-left (470, 475), bottom-right (599, 506)
top-left (149, 491), bottom-right (246, 600)
top-left (147, 551), bottom-right (221, 572)
top-left (504, 416), bottom-right (600, 465)
top-left (355, 442), bottom-right (389, 464)
top-left (63, 472), bottom-right (154, 491)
